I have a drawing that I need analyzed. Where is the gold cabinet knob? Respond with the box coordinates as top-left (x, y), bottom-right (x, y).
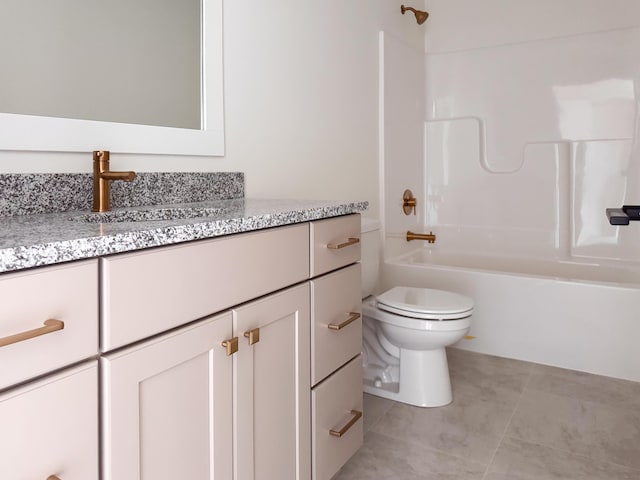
top-left (244, 328), bottom-right (260, 345)
top-left (221, 337), bottom-right (239, 356)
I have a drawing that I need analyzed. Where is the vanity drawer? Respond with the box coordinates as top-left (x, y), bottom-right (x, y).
top-left (312, 355), bottom-right (363, 480)
top-left (0, 361), bottom-right (99, 480)
top-left (311, 263), bottom-right (362, 386)
top-left (0, 260), bottom-right (99, 390)
top-left (310, 214), bottom-right (361, 277)
top-left (101, 223), bottom-right (309, 351)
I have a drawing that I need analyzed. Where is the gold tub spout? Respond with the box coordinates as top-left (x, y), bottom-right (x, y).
top-left (406, 230), bottom-right (436, 243)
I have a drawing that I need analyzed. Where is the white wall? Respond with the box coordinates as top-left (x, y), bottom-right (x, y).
top-left (423, 0), bottom-right (640, 53)
top-left (0, 1), bottom-right (426, 219)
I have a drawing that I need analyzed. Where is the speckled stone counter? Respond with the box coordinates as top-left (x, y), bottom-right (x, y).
top-left (0, 172), bottom-right (244, 216)
top-left (0, 198), bottom-right (368, 273)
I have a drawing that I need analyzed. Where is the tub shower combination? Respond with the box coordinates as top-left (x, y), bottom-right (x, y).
top-left (381, 247), bottom-right (640, 383)
top-left (376, 17), bottom-right (640, 386)
top-left (377, 121), bottom-right (640, 384)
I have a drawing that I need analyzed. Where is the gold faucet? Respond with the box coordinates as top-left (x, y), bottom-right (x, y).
top-left (406, 230), bottom-right (436, 243)
top-left (92, 150), bottom-right (136, 212)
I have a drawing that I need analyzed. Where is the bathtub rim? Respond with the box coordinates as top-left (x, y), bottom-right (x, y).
top-left (385, 247), bottom-right (640, 290)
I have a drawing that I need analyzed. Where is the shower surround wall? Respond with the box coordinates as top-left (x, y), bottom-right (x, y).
top-left (383, 2), bottom-right (640, 261)
top-left (425, 24), bottom-right (640, 263)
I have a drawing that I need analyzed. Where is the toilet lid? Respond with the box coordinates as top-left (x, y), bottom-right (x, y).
top-left (376, 286), bottom-right (474, 320)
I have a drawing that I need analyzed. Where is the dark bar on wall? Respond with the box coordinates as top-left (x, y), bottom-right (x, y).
top-left (607, 208), bottom-right (629, 225)
top-left (606, 205), bottom-right (640, 225)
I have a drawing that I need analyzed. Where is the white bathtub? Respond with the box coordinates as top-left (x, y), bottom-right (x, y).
top-left (381, 249), bottom-right (640, 382)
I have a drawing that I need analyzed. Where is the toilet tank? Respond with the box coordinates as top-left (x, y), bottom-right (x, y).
top-left (360, 217), bottom-right (381, 298)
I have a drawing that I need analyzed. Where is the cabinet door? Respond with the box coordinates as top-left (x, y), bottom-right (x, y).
top-left (101, 312), bottom-right (233, 480)
top-left (0, 361), bottom-right (98, 480)
top-left (234, 283), bottom-right (311, 480)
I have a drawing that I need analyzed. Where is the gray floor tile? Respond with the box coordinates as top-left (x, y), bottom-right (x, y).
top-left (485, 436), bottom-right (640, 480)
top-left (363, 393), bottom-right (395, 433)
top-left (333, 431), bottom-right (485, 480)
top-left (527, 363), bottom-right (640, 411)
top-left (447, 347), bottom-right (533, 404)
top-left (370, 392), bottom-right (515, 465)
top-left (338, 350), bottom-right (640, 479)
top-left (507, 390), bottom-right (640, 470)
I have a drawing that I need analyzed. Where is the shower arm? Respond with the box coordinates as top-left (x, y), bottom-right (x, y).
top-left (400, 5), bottom-right (429, 25)
top-left (401, 6), bottom-right (419, 15)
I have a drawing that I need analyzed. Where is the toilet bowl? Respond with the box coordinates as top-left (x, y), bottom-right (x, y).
top-left (362, 286), bottom-right (472, 407)
top-left (359, 218), bottom-right (474, 407)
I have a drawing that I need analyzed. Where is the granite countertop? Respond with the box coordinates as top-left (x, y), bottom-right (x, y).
top-left (0, 198), bottom-right (368, 273)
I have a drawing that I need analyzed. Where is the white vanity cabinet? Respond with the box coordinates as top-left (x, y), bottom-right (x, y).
top-left (309, 215), bottom-right (364, 480)
top-left (0, 212), bottom-right (363, 480)
top-left (0, 260), bottom-right (99, 480)
top-left (100, 223), bottom-right (312, 480)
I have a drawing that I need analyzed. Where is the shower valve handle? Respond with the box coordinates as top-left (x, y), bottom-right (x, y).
top-left (403, 189), bottom-right (417, 215)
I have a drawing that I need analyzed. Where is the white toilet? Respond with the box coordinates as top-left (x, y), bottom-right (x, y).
top-left (360, 218), bottom-right (474, 407)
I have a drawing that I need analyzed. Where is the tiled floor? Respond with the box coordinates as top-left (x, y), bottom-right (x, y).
top-left (333, 348), bottom-right (640, 480)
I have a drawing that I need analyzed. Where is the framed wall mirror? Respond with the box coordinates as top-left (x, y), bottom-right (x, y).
top-left (0, 0), bottom-right (224, 156)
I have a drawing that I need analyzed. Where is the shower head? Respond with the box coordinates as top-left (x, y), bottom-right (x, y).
top-left (400, 5), bottom-right (429, 25)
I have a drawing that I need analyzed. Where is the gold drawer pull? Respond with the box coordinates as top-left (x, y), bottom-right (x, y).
top-left (329, 409), bottom-right (362, 437)
top-left (244, 328), bottom-right (260, 345)
top-left (328, 312), bottom-right (360, 331)
top-left (0, 319), bottom-right (64, 348)
top-left (221, 337), bottom-right (239, 356)
top-left (326, 237), bottom-right (360, 250)
top-left (47, 476), bottom-right (62, 480)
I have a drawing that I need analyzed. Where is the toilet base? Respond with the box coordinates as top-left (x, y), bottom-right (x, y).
top-left (363, 347), bottom-right (453, 407)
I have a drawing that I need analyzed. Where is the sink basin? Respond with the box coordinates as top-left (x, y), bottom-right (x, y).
top-left (69, 206), bottom-right (227, 223)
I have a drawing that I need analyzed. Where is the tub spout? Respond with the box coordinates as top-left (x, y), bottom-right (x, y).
top-left (406, 230), bottom-right (436, 243)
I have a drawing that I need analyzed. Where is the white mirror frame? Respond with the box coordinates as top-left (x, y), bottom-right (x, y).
top-left (0, 0), bottom-right (224, 157)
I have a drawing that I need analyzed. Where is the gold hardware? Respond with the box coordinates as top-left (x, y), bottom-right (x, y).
top-left (329, 409), bottom-right (362, 437)
top-left (328, 312), bottom-right (361, 331)
top-left (406, 230), bottom-right (436, 244)
top-left (464, 335), bottom-right (476, 340)
top-left (327, 237), bottom-right (360, 250)
top-left (92, 150), bottom-right (136, 212)
top-left (0, 319), bottom-right (64, 348)
top-left (47, 476), bottom-right (62, 480)
top-left (402, 189), bottom-right (417, 215)
top-left (400, 5), bottom-right (429, 25)
top-left (243, 328), bottom-right (260, 345)
top-left (221, 337), bottom-right (239, 356)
